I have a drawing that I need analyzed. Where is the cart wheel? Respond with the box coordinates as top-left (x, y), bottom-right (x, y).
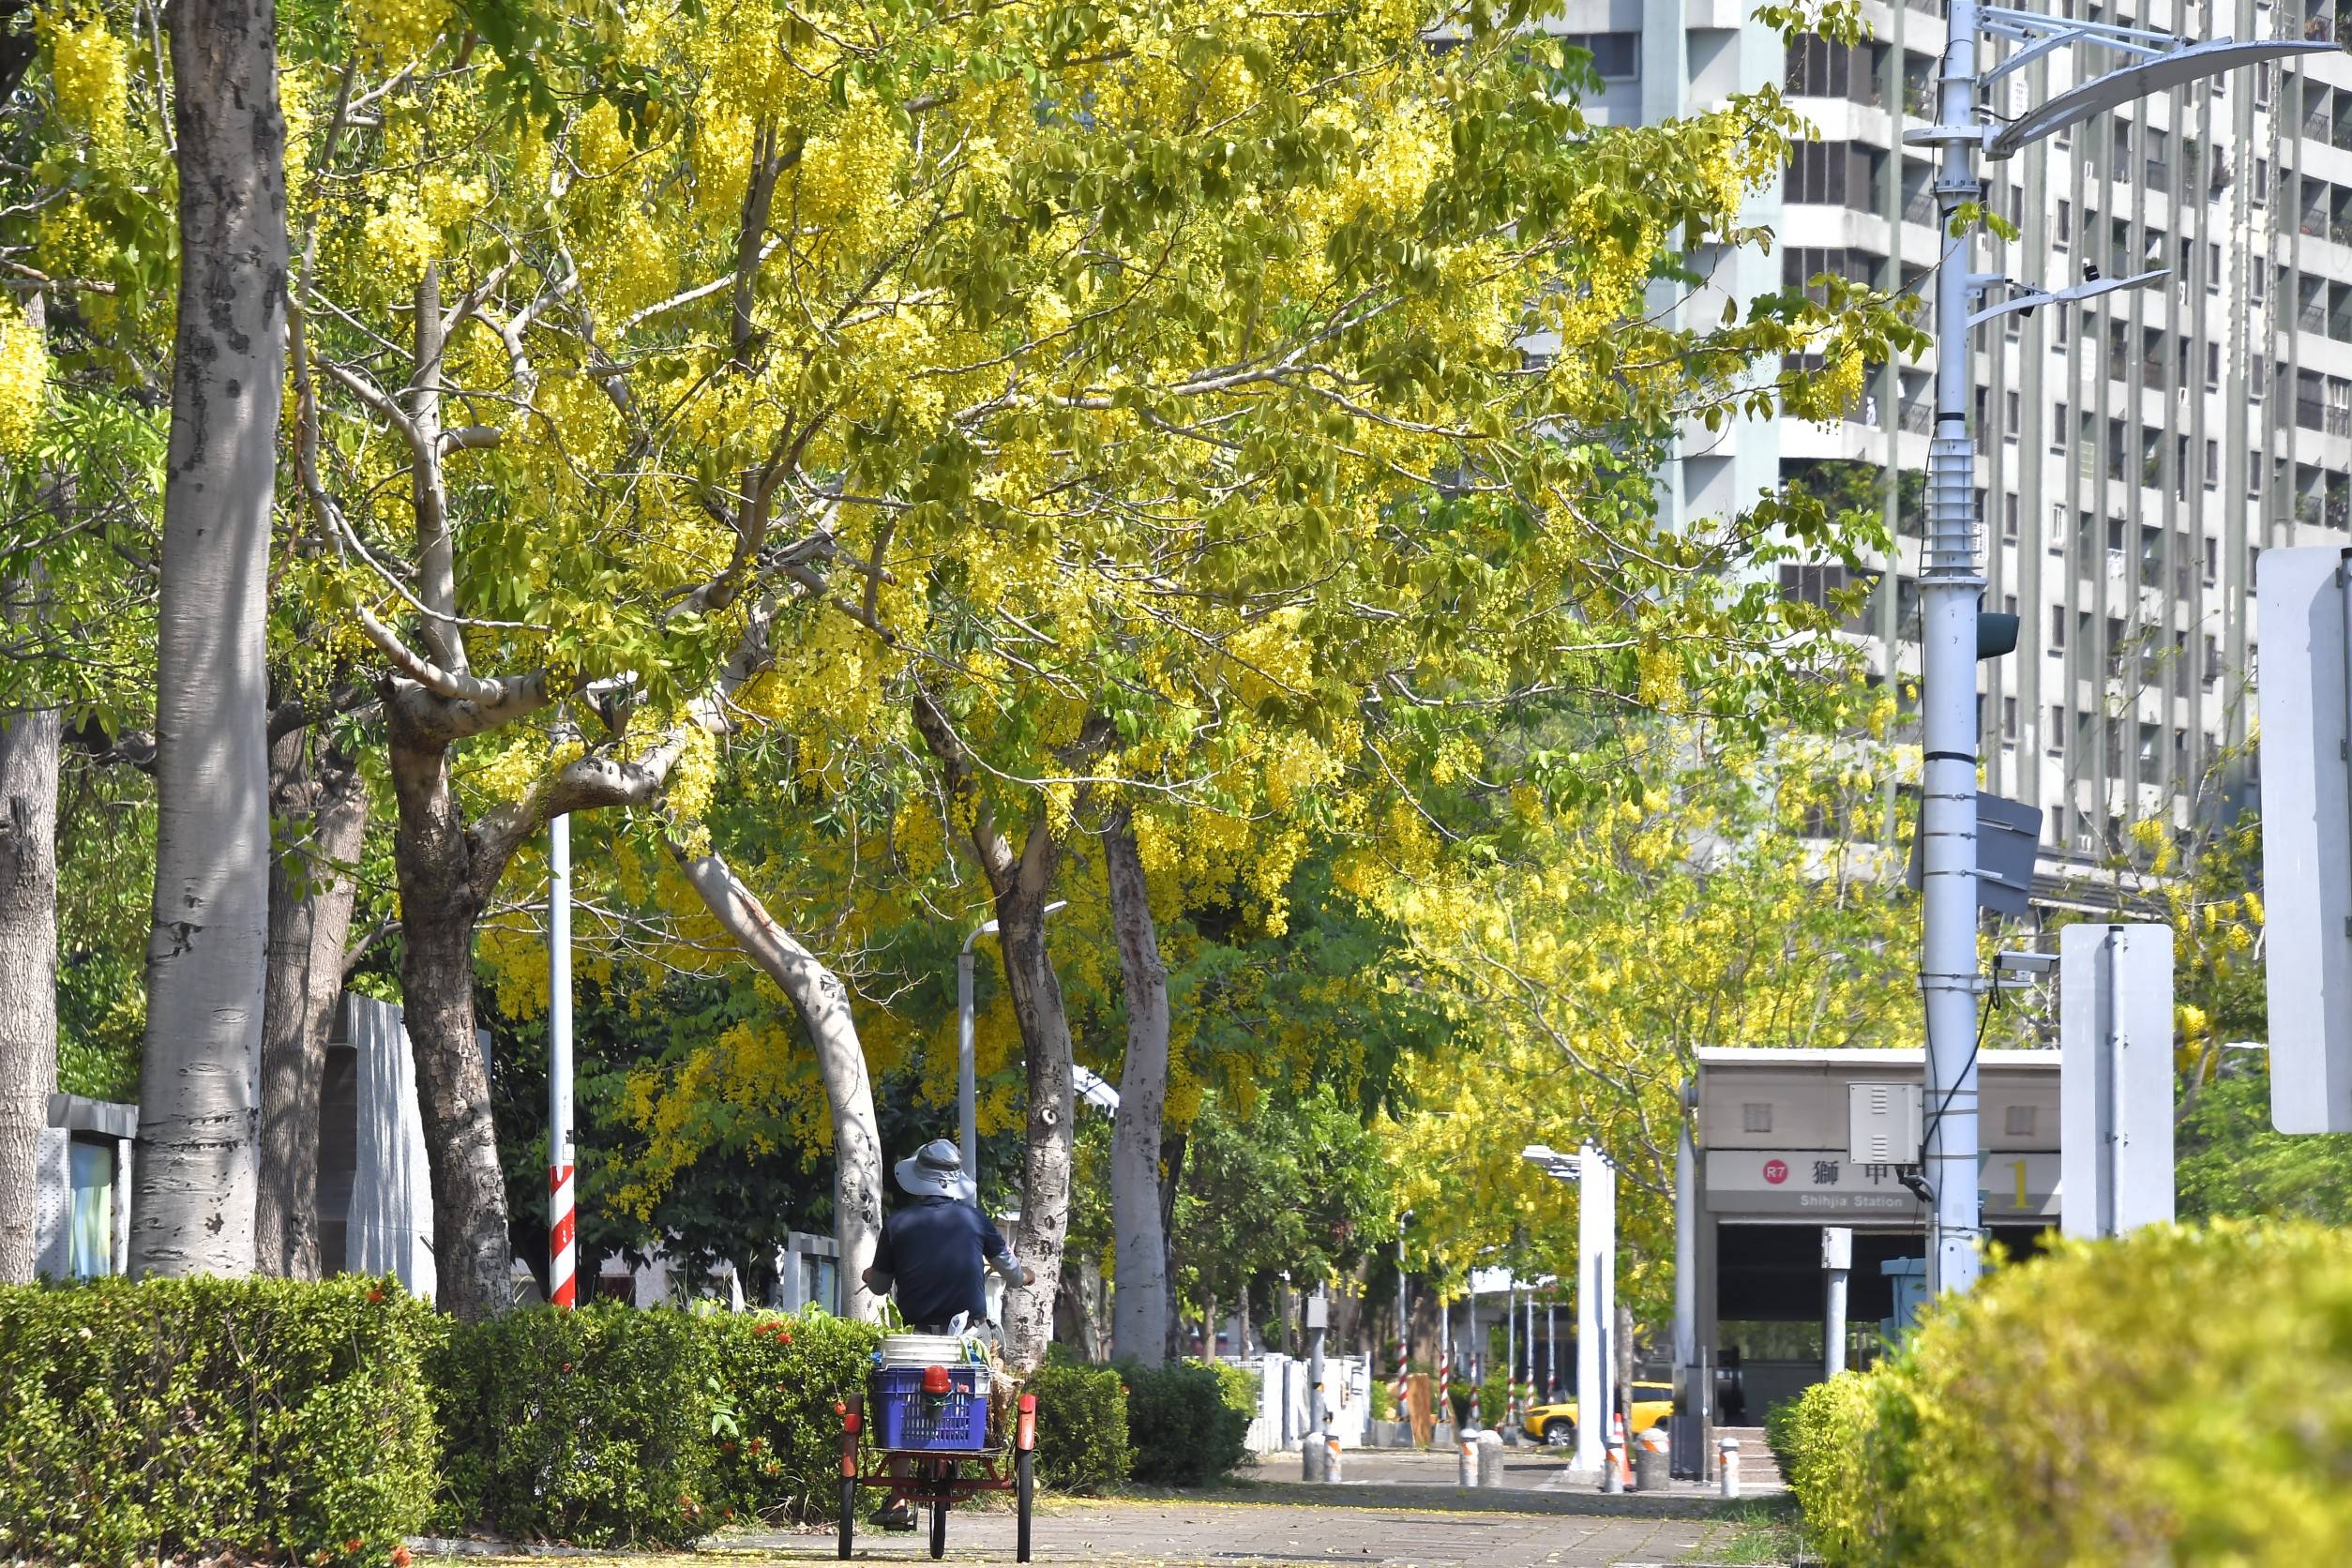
top-left (1016, 1447), bottom-right (1034, 1562)
top-left (837, 1476), bottom-right (854, 1560)
top-left (928, 1494), bottom-right (948, 1560)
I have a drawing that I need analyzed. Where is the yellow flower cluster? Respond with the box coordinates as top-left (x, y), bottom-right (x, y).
top-left (352, 0), bottom-right (451, 65)
top-left (39, 8), bottom-right (128, 151)
top-left (0, 296), bottom-right (49, 454)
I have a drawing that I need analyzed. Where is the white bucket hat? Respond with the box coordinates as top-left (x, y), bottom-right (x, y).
top-left (895, 1138), bottom-right (965, 1199)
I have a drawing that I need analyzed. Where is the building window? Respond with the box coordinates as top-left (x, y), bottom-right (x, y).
top-left (2207, 341), bottom-right (2222, 388)
top-left (2048, 706), bottom-right (2065, 758)
top-left (2003, 697), bottom-right (2018, 739)
top-left (2205, 535), bottom-right (2219, 584)
top-left (2049, 503), bottom-right (2066, 556)
top-left (1787, 141), bottom-right (1871, 206)
top-left (2254, 156), bottom-right (2271, 204)
top-left (2056, 199), bottom-right (2073, 246)
top-left (1560, 32), bottom-right (1639, 80)
top-left (2005, 390), bottom-right (2022, 441)
top-left (2209, 241), bottom-right (2222, 291)
top-left (2052, 401), bottom-right (2069, 454)
top-left (2050, 605), bottom-right (2067, 647)
top-left (2004, 492), bottom-right (2019, 539)
top-left (2206, 440), bottom-right (2220, 489)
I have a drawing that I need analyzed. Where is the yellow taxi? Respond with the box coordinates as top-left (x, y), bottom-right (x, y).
top-left (1520, 1381), bottom-right (1675, 1446)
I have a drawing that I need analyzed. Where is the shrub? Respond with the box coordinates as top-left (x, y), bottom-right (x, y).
top-left (701, 1308), bottom-right (882, 1520)
top-left (1123, 1360), bottom-right (1252, 1485)
top-left (1778, 1224), bottom-right (2352, 1567)
top-left (430, 1302), bottom-right (721, 1545)
top-left (1029, 1355), bottom-right (1132, 1492)
top-left (0, 1274), bottom-right (438, 1566)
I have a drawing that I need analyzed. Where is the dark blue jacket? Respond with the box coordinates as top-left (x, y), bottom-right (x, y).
top-left (870, 1196), bottom-right (1015, 1327)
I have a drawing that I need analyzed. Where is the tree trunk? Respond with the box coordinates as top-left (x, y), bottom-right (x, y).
top-left (1103, 812), bottom-right (1170, 1367)
top-left (128, 0), bottom-right (288, 1279)
top-left (670, 844), bottom-right (882, 1320)
top-left (254, 731), bottom-right (368, 1278)
top-left (1159, 1128), bottom-right (1186, 1361)
top-left (387, 727), bottom-right (511, 1319)
top-left (995, 893), bottom-right (1077, 1370)
top-left (0, 709), bottom-right (60, 1283)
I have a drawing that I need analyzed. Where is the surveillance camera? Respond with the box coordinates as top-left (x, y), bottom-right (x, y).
top-left (1898, 1170), bottom-right (1936, 1205)
top-left (1993, 950), bottom-right (2058, 975)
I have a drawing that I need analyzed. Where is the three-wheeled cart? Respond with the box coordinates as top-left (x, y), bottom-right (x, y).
top-left (836, 1353), bottom-right (1036, 1560)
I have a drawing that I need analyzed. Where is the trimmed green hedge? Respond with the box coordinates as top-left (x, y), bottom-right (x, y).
top-left (0, 1274), bottom-right (438, 1566)
top-left (430, 1303), bottom-right (882, 1545)
top-left (430, 1301), bottom-right (722, 1545)
top-left (1031, 1355), bottom-right (1133, 1492)
top-left (1777, 1224), bottom-right (2352, 1566)
top-left (701, 1308), bottom-right (882, 1519)
top-left (1124, 1360), bottom-right (1253, 1485)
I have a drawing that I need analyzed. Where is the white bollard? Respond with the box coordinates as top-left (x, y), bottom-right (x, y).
top-left (1601, 1437), bottom-right (1623, 1494)
top-left (1476, 1428), bottom-right (1506, 1488)
top-left (1325, 1429), bottom-right (1344, 1484)
top-left (1302, 1435), bottom-right (1326, 1484)
top-left (1457, 1429), bottom-right (1480, 1487)
top-left (1717, 1436), bottom-right (1741, 1500)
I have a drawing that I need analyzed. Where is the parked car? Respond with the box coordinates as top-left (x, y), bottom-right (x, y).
top-left (1521, 1381), bottom-right (1675, 1446)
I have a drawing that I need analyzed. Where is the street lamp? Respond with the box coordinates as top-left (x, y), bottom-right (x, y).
top-left (957, 900), bottom-right (1068, 1184)
top-left (1908, 3), bottom-right (2325, 1301)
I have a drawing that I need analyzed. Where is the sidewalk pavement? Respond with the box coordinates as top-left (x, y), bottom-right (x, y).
top-left (1234, 1437), bottom-right (1786, 1516)
top-left (713, 1496), bottom-right (1722, 1565)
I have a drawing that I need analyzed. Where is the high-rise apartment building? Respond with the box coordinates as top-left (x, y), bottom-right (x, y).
top-left (1570, 0), bottom-right (2342, 862)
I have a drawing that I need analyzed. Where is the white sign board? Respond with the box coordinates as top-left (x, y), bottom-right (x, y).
top-left (2256, 547), bottom-right (2352, 1132)
top-left (2059, 924), bottom-right (2176, 1237)
top-left (1847, 1081), bottom-right (1924, 1165)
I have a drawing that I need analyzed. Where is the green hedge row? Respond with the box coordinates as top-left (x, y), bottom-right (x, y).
top-left (0, 1275), bottom-right (439, 1566)
top-left (0, 1279), bottom-right (1259, 1563)
top-left (428, 1302), bottom-right (882, 1545)
top-left (1773, 1224), bottom-right (2352, 1566)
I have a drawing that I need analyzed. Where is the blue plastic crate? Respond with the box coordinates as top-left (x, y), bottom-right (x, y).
top-left (872, 1364), bottom-right (988, 1452)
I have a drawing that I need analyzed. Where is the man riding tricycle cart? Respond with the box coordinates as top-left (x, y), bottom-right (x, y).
top-left (837, 1139), bottom-right (1038, 1560)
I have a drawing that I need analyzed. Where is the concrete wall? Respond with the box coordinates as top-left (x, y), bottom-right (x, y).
top-left (339, 995), bottom-right (437, 1302)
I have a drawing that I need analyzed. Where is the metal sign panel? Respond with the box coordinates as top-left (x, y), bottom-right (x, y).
top-left (1847, 1081), bottom-right (1924, 1165)
top-left (2059, 925), bottom-right (2176, 1237)
top-left (1905, 792), bottom-right (2043, 915)
top-left (2256, 548), bottom-right (2352, 1132)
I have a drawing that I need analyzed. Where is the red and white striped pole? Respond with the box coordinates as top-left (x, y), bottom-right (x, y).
top-left (1436, 1295), bottom-right (1452, 1428)
top-left (1393, 1233), bottom-right (1410, 1413)
top-left (548, 812), bottom-right (576, 1309)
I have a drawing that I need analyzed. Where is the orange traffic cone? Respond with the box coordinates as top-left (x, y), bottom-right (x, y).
top-left (1609, 1411), bottom-right (1631, 1487)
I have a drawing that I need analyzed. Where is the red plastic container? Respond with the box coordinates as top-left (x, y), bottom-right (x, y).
top-left (872, 1365), bottom-right (988, 1451)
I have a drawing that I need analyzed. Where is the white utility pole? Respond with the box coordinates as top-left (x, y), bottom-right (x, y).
top-left (1917, 0), bottom-right (1987, 1302)
top-left (1822, 1227), bottom-right (1852, 1380)
top-left (1911, 5), bottom-right (2323, 1298)
top-left (549, 812), bottom-right (576, 1310)
top-left (2060, 925), bottom-right (2176, 1235)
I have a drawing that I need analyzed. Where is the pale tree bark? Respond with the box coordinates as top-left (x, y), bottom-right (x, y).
top-left (254, 725), bottom-right (369, 1278)
top-left (0, 708), bottom-right (60, 1283)
top-left (128, 0), bottom-right (288, 1278)
top-left (910, 687), bottom-right (1111, 1372)
top-left (670, 844), bottom-right (882, 1320)
top-left (1103, 810), bottom-right (1170, 1367)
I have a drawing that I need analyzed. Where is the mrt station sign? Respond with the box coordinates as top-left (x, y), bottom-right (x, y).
top-left (1695, 1048), bottom-right (2062, 1227)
